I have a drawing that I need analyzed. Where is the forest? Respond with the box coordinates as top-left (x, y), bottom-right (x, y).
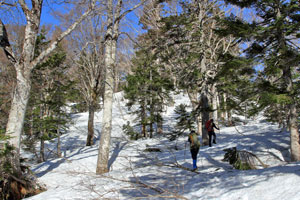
top-left (0, 0), bottom-right (300, 199)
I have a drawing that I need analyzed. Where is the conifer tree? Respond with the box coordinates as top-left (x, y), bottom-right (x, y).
top-left (216, 54), bottom-right (256, 125)
top-left (221, 0), bottom-right (300, 161)
top-left (24, 32), bottom-right (71, 162)
top-left (124, 48), bottom-right (173, 138)
top-left (171, 104), bottom-right (195, 140)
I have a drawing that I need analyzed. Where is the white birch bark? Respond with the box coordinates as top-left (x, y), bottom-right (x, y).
top-left (223, 93), bottom-right (228, 122)
top-left (96, 0), bottom-right (115, 174)
top-left (2, 0), bottom-right (95, 173)
top-left (96, 0), bottom-right (146, 174)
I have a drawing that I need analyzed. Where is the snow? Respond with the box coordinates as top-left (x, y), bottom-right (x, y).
top-left (24, 92), bottom-right (300, 200)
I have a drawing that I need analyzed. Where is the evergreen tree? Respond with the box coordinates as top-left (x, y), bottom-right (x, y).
top-left (23, 32), bottom-right (71, 162)
top-left (0, 63), bottom-right (14, 131)
top-left (216, 54), bottom-right (256, 125)
top-left (221, 0), bottom-right (300, 161)
top-left (124, 48), bottom-right (173, 138)
top-left (170, 104), bottom-right (195, 140)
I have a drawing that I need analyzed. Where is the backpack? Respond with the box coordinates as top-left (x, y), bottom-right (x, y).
top-left (205, 120), bottom-right (212, 131)
top-left (189, 132), bottom-right (200, 148)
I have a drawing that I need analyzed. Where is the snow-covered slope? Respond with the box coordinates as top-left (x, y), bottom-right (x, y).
top-left (25, 92), bottom-right (300, 200)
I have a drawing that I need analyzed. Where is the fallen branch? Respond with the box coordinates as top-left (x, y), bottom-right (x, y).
top-left (234, 126), bottom-right (245, 136)
top-left (240, 150), bottom-right (269, 168)
top-left (223, 147), bottom-right (268, 170)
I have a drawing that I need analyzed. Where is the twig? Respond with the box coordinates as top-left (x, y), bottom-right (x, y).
top-left (234, 125), bottom-right (245, 136)
top-left (240, 150), bottom-right (269, 168)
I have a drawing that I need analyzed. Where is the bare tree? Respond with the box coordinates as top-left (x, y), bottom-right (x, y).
top-left (96, 0), bottom-right (146, 175)
top-left (0, 0), bottom-right (96, 174)
top-left (70, 14), bottom-right (106, 146)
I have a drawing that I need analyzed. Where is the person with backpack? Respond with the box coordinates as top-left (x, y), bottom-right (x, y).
top-left (205, 119), bottom-right (219, 147)
top-left (188, 130), bottom-right (200, 170)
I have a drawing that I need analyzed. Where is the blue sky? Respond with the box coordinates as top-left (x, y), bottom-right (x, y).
top-left (41, 2), bottom-right (61, 25)
top-left (39, 1), bottom-right (144, 38)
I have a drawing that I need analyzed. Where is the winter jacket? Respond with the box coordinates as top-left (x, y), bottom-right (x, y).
top-left (205, 120), bottom-right (218, 132)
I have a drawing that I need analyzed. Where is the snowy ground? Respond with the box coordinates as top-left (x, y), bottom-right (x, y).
top-left (24, 92), bottom-right (300, 200)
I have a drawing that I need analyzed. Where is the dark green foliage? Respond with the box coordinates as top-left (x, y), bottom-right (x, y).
top-left (0, 130), bottom-right (14, 175)
top-left (218, 0), bottom-right (300, 124)
top-left (223, 0), bottom-right (257, 8)
top-left (23, 32), bottom-right (72, 160)
top-left (144, 147), bottom-right (161, 152)
top-left (122, 122), bottom-right (139, 140)
top-left (217, 60), bottom-right (256, 120)
top-left (0, 63), bottom-right (14, 131)
top-left (0, 134), bottom-right (45, 200)
top-left (124, 47), bottom-right (174, 138)
top-left (175, 104), bottom-right (195, 132)
top-left (157, 8), bottom-right (205, 91)
top-left (223, 147), bottom-right (255, 170)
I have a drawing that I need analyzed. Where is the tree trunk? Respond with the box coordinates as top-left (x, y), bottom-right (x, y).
top-left (187, 89), bottom-right (202, 135)
top-left (157, 107), bottom-right (163, 134)
top-left (196, 115), bottom-right (202, 136)
top-left (228, 110), bottom-right (233, 126)
top-left (39, 138), bottom-right (45, 163)
top-left (96, 44), bottom-right (115, 174)
top-left (149, 69), bottom-right (153, 138)
top-left (6, 0), bottom-right (42, 155)
top-left (86, 104), bottom-right (95, 146)
top-left (114, 67), bottom-right (120, 93)
top-left (96, 0), bottom-right (115, 174)
top-left (276, 6), bottom-right (300, 161)
top-left (57, 125), bottom-right (62, 158)
top-left (142, 103), bottom-right (147, 137)
top-left (149, 102), bottom-right (154, 138)
top-left (96, 45), bottom-right (115, 174)
top-left (212, 84), bottom-right (218, 122)
top-left (222, 93), bottom-right (229, 124)
top-left (201, 92), bottom-right (210, 145)
top-left (96, 0), bottom-right (143, 174)
top-left (289, 103), bottom-right (300, 161)
top-left (3, 0), bottom-right (96, 175)
top-left (6, 67), bottom-right (31, 173)
top-left (283, 63), bottom-right (300, 161)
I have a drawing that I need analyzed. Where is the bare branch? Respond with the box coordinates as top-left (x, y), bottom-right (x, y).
top-left (119, 31), bottom-right (141, 48)
top-left (115, 0), bottom-right (147, 24)
top-left (30, 0), bottom-right (96, 71)
top-left (0, 1), bottom-right (17, 7)
top-left (18, 0), bottom-right (30, 17)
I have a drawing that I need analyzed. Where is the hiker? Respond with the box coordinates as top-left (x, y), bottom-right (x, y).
top-left (188, 130), bottom-right (200, 170)
top-left (205, 119), bottom-right (219, 147)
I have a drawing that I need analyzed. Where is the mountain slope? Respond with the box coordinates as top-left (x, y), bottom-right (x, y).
top-left (25, 92), bottom-right (300, 200)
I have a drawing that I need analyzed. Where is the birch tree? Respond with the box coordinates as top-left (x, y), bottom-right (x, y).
top-left (67, 13), bottom-right (106, 146)
top-left (0, 0), bottom-right (96, 174)
top-left (153, 0), bottom-right (238, 144)
top-left (96, 0), bottom-right (146, 174)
